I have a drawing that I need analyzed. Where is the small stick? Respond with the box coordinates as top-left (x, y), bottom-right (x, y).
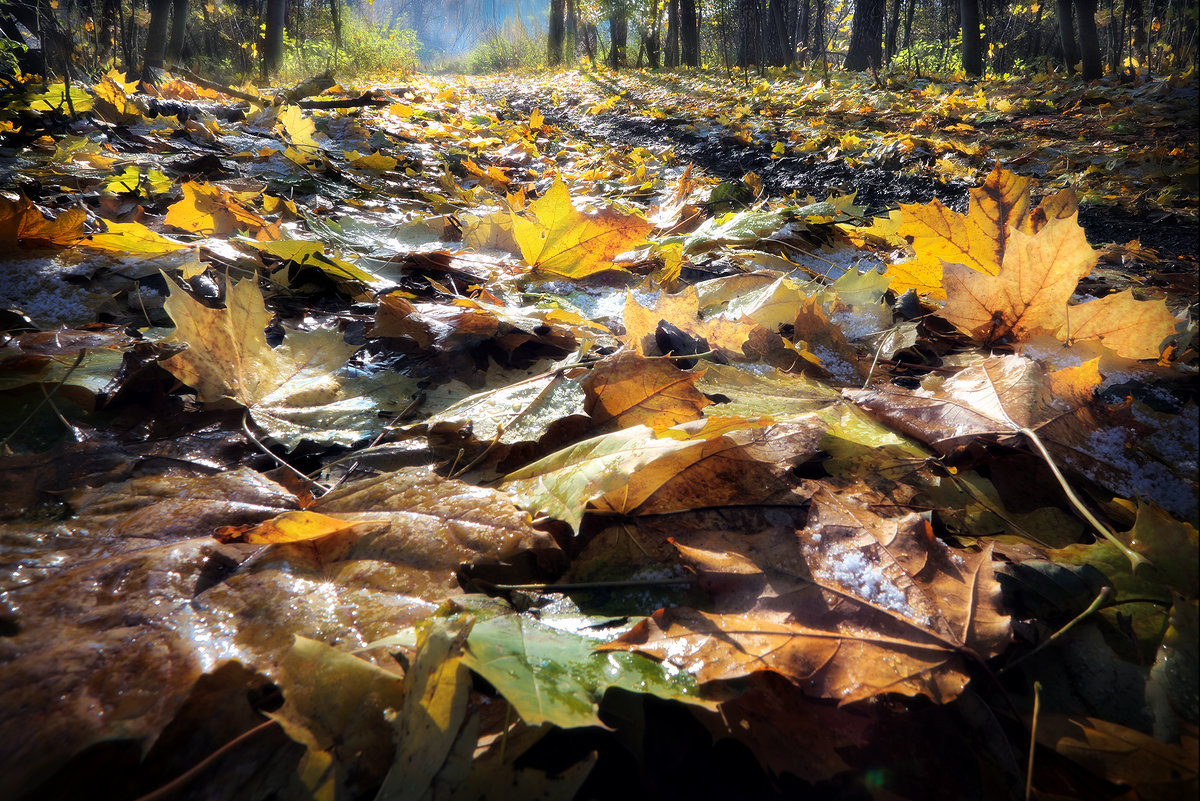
top-left (487, 578), bottom-right (696, 592)
top-left (1019, 426), bottom-right (1147, 570)
top-left (240, 411), bottom-right (330, 494)
top-left (1000, 587), bottom-right (1112, 675)
top-left (1026, 682), bottom-right (1042, 801)
top-left (130, 719), bottom-right (279, 801)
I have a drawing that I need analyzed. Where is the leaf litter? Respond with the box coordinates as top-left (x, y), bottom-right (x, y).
top-left (0, 67), bottom-right (1196, 800)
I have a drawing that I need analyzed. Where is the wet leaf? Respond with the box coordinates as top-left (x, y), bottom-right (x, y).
top-left (605, 491), bottom-right (1010, 704)
top-left (582, 351), bottom-right (711, 430)
top-left (0, 194), bottom-right (86, 250)
top-left (215, 510), bottom-right (388, 544)
top-left (460, 612), bottom-right (703, 729)
top-left (511, 178), bottom-right (651, 277)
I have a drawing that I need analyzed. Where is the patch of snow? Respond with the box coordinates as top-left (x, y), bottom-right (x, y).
top-left (811, 345), bottom-right (860, 384)
top-left (822, 547), bottom-right (914, 618)
top-left (0, 255), bottom-right (108, 327)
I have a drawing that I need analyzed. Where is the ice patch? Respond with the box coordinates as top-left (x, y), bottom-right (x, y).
top-left (824, 547), bottom-right (913, 617)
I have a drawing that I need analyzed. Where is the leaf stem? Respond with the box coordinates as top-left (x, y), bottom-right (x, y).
top-left (1026, 681), bottom-right (1042, 801)
top-left (240, 411), bottom-right (330, 495)
top-left (0, 349), bottom-right (87, 452)
top-left (1018, 426), bottom-right (1147, 571)
top-left (999, 587), bottom-right (1113, 676)
top-left (129, 719), bottom-right (279, 801)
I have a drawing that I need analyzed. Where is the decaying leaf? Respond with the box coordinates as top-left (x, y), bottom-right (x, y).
top-left (605, 490), bottom-right (1010, 704)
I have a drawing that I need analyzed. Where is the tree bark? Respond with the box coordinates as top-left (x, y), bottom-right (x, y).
top-left (1056, 0), bottom-right (1079, 72)
top-left (1074, 0), bottom-right (1102, 78)
top-left (843, 0), bottom-right (885, 70)
top-left (609, 0), bottom-right (627, 69)
top-left (548, 0), bottom-right (565, 65)
top-left (665, 0), bottom-right (679, 67)
top-left (166, 0), bottom-right (187, 64)
top-left (680, 0), bottom-right (699, 66)
top-left (737, 0), bottom-right (759, 67)
top-left (261, 0), bottom-right (287, 80)
top-left (960, 0), bottom-right (982, 75)
top-left (1127, 0), bottom-right (1147, 73)
top-left (143, 0), bottom-right (172, 81)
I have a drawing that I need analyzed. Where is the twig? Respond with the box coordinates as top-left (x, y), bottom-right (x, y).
top-left (486, 578), bottom-right (696, 592)
top-left (1, 349), bottom-right (86, 451)
top-left (1000, 587), bottom-right (1113, 676)
top-left (1026, 682), bottom-right (1042, 801)
top-left (129, 719), bottom-right (279, 801)
top-left (1019, 426), bottom-right (1147, 570)
top-left (240, 411), bottom-right (330, 495)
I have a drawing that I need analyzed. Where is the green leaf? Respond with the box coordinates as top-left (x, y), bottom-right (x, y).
top-left (460, 613), bottom-right (703, 729)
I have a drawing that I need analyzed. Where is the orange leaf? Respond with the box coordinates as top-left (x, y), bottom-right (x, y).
top-left (939, 213), bottom-right (1096, 344)
top-left (582, 351), bottom-right (711, 431)
top-left (164, 181), bottom-right (273, 237)
top-left (1063, 290), bottom-right (1180, 360)
top-left (215, 510), bottom-right (384, 544)
top-left (0, 195), bottom-right (86, 250)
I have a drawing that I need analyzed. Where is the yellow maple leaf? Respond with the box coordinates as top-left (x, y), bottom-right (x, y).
top-left (886, 164), bottom-right (1032, 298)
top-left (939, 213), bottom-right (1096, 344)
top-left (277, 105), bottom-right (320, 162)
top-left (164, 181), bottom-right (273, 236)
top-left (84, 220), bottom-right (189, 254)
top-left (510, 178), bottom-right (651, 278)
top-left (1063, 291), bottom-right (1180, 360)
top-left (161, 274), bottom-right (383, 447)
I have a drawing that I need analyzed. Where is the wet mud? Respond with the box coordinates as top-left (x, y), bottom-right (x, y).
top-left (498, 89), bottom-right (1197, 268)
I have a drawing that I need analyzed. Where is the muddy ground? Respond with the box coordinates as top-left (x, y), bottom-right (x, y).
top-left (492, 87), bottom-right (1198, 274)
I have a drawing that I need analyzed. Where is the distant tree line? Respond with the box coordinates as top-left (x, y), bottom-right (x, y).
top-left (0, 0), bottom-right (1194, 82)
top-left (547, 0), bottom-right (1197, 77)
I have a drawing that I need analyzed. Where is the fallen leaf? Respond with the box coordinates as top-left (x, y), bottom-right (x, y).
top-left (511, 178), bottom-right (651, 277)
top-left (605, 491), bottom-right (1010, 704)
top-left (582, 350), bottom-right (711, 430)
top-left (0, 194), bottom-right (86, 250)
top-left (1063, 290), bottom-right (1180, 360)
top-left (939, 214), bottom-right (1097, 345)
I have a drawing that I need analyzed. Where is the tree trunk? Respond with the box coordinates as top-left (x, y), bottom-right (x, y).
top-left (143, 0), bottom-right (172, 81)
top-left (1127, 0), bottom-right (1147, 73)
top-left (1056, 0), bottom-right (1079, 72)
top-left (665, 0), bottom-right (679, 67)
top-left (885, 0), bottom-right (903, 61)
top-left (261, 0), bottom-right (287, 81)
top-left (767, 0), bottom-right (791, 65)
top-left (737, 0), bottom-right (758, 67)
top-left (843, 0), bottom-right (885, 70)
top-left (960, 0), bottom-right (982, 75)
top-left (680, 0), bottom-right (699, 66)
top-left (646, 0), bottom-right (661, 67)
top-left (609, 0), bottom-right (627, 69)
top-left (1074, 0), bottom-right (1102, 78)
top-left (166, 0), bottom-right (187, 64)
top-left (548, 0), bottom-right (565, 66)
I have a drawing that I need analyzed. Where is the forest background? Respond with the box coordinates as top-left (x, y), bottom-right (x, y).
top-left (0, 1), bottom-right (1197, 801)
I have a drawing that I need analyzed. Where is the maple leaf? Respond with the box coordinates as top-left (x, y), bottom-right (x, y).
top-left (165, 181), bottom-right (275, 237)
top-left (0, 194), bottom-right (86, 250)
top-left (581, 350), bottom-right (712, 430)
top-left (510, 178), bottom-right (651, 277)
top-left (622, 285), bottom-right (756, 359)
top-left (83, 219), bottom-right (189, 254)
top-left (604, 491), bottom-right (1010, 704)
top-left (161, 274), bottom-right (414, 447)
top-left (938, 213), bottom-right (1097, 344)
top-left (1062, 290), bottom-right (1180, 360)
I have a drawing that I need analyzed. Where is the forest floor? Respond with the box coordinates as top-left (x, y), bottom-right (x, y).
top-left (0, 67), bottom-right (1197, 801)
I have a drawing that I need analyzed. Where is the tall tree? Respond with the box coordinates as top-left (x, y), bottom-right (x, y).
top-left (737, 0), bottom-right (760, 67)
top-left (1074, 0), bottom-right (1103, 78)
top-left (548, 0), bottom-right (565, 65)
top-left (609, 0), bottom-right (627, 68)
top-left (844, 0), bottom-right (885, 70)
top-left (261, 0), bottom-right (287, 80)
top-left (1056, 0), bottom-right (1079, 72)
top-left (143, 0), bottom-right (172, 80)
top-left (664, 0), bottom-right (679, 67)
top-left (960, 0), bottom-right (982, 75)
top-left (166, 0), bottom-right (188, 64)
top-left (680, 0), bottom-right (699, 66)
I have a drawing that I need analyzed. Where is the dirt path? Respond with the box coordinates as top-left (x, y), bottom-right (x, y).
top-left (481, 80), bottom-right (1197, 274)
